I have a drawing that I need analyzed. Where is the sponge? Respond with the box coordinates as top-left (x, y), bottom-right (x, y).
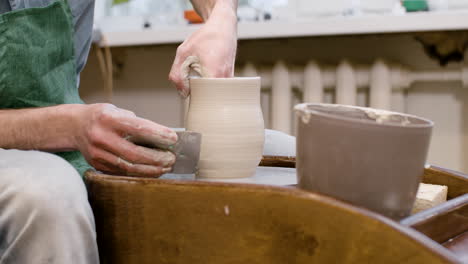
top-left (412, 183), bottom-right (448, 214)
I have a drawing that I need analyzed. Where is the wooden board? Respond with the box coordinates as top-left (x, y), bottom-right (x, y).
top-left (259, 156), bottom-right (296, 168)
top-left (402, 166), bottom-right (468, 262)
top-left (421, 166), bottom-right (468, 199)
top-left (444, 232), bottom-right (468, 263)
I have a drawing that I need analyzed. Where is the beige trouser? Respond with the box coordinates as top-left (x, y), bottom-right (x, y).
top-left (0, 149), bottom-right (99, 264)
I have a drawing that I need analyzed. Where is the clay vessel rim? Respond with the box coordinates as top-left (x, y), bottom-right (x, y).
top-left (294, 103), bottom-right (434, 129)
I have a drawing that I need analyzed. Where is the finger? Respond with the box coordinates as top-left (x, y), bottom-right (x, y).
top-left (169, 62), bottom-right (190, 98)
top-left (119, 158), bottom-right (171, 178)
top-left (91, 160), bottom-right (121, 175)
top-left (104, 111), bottom-right (178, 147)
top-left (111, 109), bottom-right (138, 138)
top-left (99, 134), bottom-right (176, 167)
top-left (90, 147), bottom-right (170, 178)
top-left (169, 46), bottom-right (191, 98)
top-left (119, 108), bottom-right (137, 118)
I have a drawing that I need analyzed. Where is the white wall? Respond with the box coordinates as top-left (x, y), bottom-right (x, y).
top-left (80, 46), bottom-right (184, 127)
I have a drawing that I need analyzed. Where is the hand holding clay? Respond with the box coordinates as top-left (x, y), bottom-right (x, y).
top-left (74, 104), bottom-right (178, 177)
top-left (169, 0), bottom-right (238, 98)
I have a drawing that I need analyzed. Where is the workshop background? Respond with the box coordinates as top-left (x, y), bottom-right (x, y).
top-left (80, 0), bottom-right (468, 173)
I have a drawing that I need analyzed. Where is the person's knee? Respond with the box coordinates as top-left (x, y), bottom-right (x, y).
top-left (0, 150), bottom-right (92, 224)
top-left (0, 150), bottom-right (98, 263)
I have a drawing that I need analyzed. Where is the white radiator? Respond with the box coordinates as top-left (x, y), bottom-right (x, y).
top-left (237, 60), bottom-right (468, 135)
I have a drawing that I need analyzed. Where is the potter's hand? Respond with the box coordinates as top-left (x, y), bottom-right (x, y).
top-left (169, 0), bottom-right (238, 98)
top-left (75, 104), bottom-right (178, 177)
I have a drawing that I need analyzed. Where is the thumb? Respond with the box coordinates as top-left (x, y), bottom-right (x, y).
top-left (169, 56), bottom-right (205, 98)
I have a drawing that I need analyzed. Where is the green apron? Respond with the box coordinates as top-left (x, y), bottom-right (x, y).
top-left (0, 0), bottom-right (91, 176)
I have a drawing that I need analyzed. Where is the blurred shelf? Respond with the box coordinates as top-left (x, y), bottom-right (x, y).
top-left (97, 10), bottom-right (468, 47)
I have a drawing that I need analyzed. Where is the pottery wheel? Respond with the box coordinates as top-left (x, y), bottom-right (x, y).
top-left (161, 166), bottom-right (297, 186)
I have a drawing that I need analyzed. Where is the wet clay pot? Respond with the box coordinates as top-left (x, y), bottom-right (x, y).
top-left (186, 77), bottom-right (265, 179)
top-left (294, 103), bottom-right (434, 219)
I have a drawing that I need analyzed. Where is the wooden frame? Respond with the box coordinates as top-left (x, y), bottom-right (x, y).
top-left (85, 162), bottom-right (467, 263)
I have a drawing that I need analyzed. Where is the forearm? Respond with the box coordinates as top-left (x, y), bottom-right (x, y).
top-left (190, 0), bottom-right (238, 21)
top-left (0, 104), bottom-right (83, 152)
